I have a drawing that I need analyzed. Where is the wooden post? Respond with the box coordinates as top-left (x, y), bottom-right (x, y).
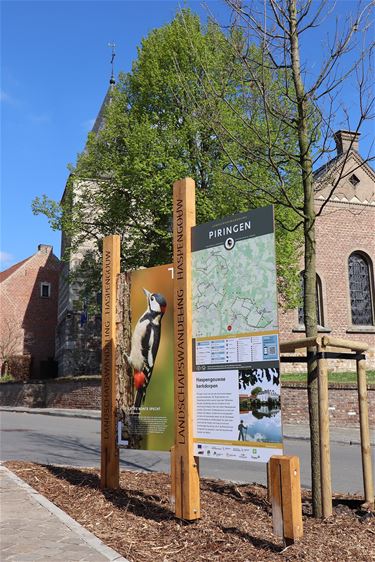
top-left (317, 344), bottom-right (332, 518)
top-left (171, 178), bottom-right (200, 520)
top-left (322, 335), bottom-right (368, 352)
top-left (269, 456), bottom-right (303, 544)
top-left (279, 337), bottom-right (321, 353)
top-left (101, 235), bottom-right (120, 489)
top-left (356, 357), bottom-right (374, 508)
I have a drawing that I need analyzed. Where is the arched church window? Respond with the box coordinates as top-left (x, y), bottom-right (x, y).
top-left (348, 252), bottom-right (374, 325)
top-left (298, 273), bottom-right (324, 326)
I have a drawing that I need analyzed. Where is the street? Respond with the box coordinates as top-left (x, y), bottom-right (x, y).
top-left (0, 411), bottom-right (370, 494)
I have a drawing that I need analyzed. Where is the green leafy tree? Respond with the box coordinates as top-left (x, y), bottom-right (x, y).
top-left (33, 10), bottom-right (302, 306)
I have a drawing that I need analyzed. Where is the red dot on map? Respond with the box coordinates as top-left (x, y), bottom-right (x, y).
top-left (227, 325), bottom-right (232, 331)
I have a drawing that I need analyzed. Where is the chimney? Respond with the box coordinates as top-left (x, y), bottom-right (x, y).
top-left (38, 244), bottom-right (53, 254)
top-left (334, 130), bottom-right (360, 156)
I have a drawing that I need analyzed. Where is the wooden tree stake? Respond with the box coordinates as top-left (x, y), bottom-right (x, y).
top-left (101, 235), bottom-right (120, 489)
top-left (357, 357), bottom-right (374, 508)
top-left (269, 455), bottom-right (303, 544)
top-left (318, 344), bottom-right (332, 518)
top-left (171, 178), bottom-right (200, 520)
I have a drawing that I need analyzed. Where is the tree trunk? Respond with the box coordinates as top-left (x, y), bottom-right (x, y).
top-left (289, 0), bottom-right (322, 517)
top-left (116, 272), bottom-right (142, 449)
top-left (304, 201), bottom-right (321, 518)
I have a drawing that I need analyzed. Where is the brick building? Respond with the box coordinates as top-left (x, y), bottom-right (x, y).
top-left (279, 131), bottom-right (375, 368)
top-left (0, 244), bottom-right (61, 379)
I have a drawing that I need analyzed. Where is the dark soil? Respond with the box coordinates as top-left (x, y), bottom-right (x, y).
top-left (4, 461), bottom-right (375, 562)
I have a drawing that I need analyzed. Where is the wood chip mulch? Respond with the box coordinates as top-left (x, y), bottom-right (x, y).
top-left (4, 461), bottom-right (375, 562)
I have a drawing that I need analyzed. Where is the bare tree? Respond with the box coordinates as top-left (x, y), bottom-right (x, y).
top-left (178, 0), bottom-right (374, 516)
top-left (0, 316), bottom-right (24, 376)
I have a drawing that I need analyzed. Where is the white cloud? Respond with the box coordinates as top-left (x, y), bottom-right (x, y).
top-left (252, 432), bottom-right (266, 441)
top-left (0, 90), bottom-right (17, 105)
top-left (0, 251), bottom-right (15, 269)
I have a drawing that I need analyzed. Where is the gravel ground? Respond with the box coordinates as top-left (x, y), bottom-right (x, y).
top-left (4, 461), bottom-right (375, 562)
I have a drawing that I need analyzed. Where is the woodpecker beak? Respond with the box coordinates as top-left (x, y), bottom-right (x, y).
top-left (143, 288), bottom-right (151, 299)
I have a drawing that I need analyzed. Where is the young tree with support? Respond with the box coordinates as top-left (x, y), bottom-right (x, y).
top-left (185, 0), bottom-right (374, 517)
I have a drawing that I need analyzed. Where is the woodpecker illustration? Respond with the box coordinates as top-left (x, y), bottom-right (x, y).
top-left (126, 288), bottom-right (167, 410)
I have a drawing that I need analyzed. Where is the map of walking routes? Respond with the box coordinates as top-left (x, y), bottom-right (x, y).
top-left (191, 206), bottom-right (283, 463)
top-left (192, 233), bottom-right (278, 339)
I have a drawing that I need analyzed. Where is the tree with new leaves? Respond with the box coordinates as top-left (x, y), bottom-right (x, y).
top-left (33, 10), bottom-right (302, 309)
top-left (190, 0), bottom-right (373, 516)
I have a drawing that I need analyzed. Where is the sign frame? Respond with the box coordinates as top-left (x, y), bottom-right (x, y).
top-left (171, 177), bottom-right (200, 521)
top-left (101, 235), bottom-right (120, 489)
top-left (191, 206), bottom-right (283, 463)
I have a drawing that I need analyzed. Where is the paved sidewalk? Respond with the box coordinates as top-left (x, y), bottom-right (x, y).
top-left (0, 465), bottom-right (128, 562)
top-left (284, 424), bottom-right (375, 446)
top-left (1, 406), bottom-right (373, 445)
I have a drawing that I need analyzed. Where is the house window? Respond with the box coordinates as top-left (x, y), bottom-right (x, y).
top-left (40, 282), bottom-right (51, 298)
top-left (298, 273), bottom-right (324, 326)
top-left (348, 252), bottom-right (374, 325)
top-left (349, 174), bottom-right (360, 187)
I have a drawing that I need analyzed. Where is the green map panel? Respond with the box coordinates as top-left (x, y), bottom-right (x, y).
top-left (192, 233), bottom-right (278, 338)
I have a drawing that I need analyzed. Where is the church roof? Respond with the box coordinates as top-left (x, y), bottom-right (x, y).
top-left (0, 245), bottom-right (60, 283)
top-left (314, 149), bottom-right (375, 182)
top-left (0, 256), bottom-right (32, 283)
top-left (90, 83), bottom-right (114, 135)
top-left (313, 136), bottom-right (375, 205)
top-left (60, 80), bottom-right (115, 204)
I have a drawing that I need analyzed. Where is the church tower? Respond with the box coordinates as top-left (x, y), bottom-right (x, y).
top-left (56, 48), bottom-right (116, 376)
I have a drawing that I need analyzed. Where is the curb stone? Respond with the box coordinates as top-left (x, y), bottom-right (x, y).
top-left (0, 465), bottom-right (129, 562)
top-left (0, 406), bottom-right (100, 419)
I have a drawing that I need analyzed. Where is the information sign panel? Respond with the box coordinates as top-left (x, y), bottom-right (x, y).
top-left (118, 264), bottom-right (174, 451)
top-left (191, 206), bottom-right (283, 462)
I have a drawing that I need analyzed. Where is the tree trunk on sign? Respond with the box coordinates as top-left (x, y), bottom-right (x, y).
top-left (116, 272), bottom-right (141, 448)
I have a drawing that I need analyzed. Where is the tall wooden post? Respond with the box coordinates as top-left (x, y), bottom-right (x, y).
top-left (171, 178), bottom-right (200, 520)
top-left (101, 235), bottom-right (120, 489)
top-left (356, 357), bottom-right (374, 508)
top-left (317, 344), bottom-right (332, 518)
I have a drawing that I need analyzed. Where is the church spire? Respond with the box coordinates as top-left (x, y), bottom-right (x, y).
top-left (108, 42), bottom-right (116, 86)
top-left (90, 44), bottom-right (116, 134)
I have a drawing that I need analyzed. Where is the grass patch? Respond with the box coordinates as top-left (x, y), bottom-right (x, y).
top-left (281, 370), bottom-right (375, 384)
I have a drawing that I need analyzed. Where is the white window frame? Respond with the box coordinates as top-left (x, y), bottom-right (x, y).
top-left (40, 282), bottom-right (51, 298)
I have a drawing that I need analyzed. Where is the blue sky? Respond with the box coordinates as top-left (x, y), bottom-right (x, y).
top-left (1, 0), bottom-right (373, 269)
